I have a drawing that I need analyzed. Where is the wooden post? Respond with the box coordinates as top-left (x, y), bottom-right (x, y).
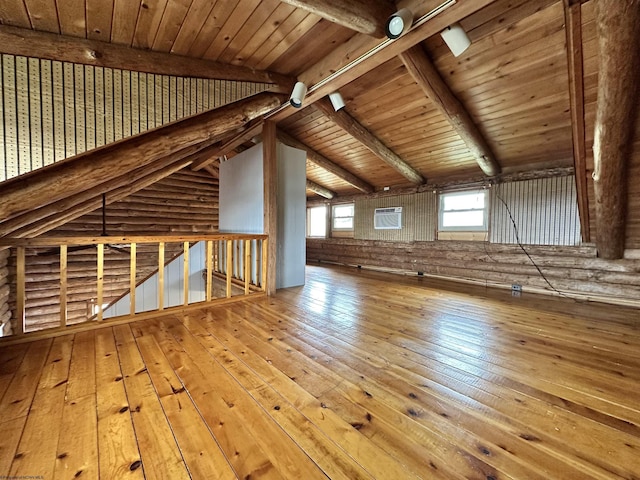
top-left (96, 244), bottom-right (104, 322)
top-left (183, 241), bottom-right (190, 305)
top-left (263, 120), bottom-right (278, 295)
top-left (59, 244), bottom-right (67, 328)
top-left (261, 239), bottom-right (269, 292)
top-left (15, 247), bottom-right (25, 335)
top-left (226, 240), bottom-right (233, 298)
top-left (158, 242), bottom-right (165, 310)
top-left (130, 243), bottom-right (136, 316)
top-left (563, 0), bottom-right (590, 242)
top-left (244, 239), bottom-right (251, 295)
top-left (206, 240), bottom-right (213, 302)
top-left (593, 0), bottom-right (640, 259)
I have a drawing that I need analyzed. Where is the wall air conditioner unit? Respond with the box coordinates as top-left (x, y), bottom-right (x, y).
top-left (374, 207), bottom-right (402, 229)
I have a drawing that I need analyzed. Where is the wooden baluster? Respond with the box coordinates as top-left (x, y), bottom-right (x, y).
top-left (130, 242), bottom-right (137, 316)
top-left (15, 246), bottom-right (25, 335)
top-left (97, 243), bottom-right (104, 321)
top-left (226, 240), bottom-right (232, 298)
top-left (206, 240), bottom-right (213, 302)
top-left (244, 239), bottom-right (250, 295)
top-left (158, 242), bottom-right (165, 310)
top-left (183, 241), bottom-right (189, 305)
top-left (261, 238), bottom-right (268, 292)
top-left (60, 244), bottom-right (67, 327)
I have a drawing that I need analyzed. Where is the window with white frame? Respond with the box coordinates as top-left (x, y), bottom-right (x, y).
top-left (332, 203), bottom-right (354, 231)
top-left (438, 190), bottom-right (488, 231)
top-left (307, 205), bottom-right (327, 237)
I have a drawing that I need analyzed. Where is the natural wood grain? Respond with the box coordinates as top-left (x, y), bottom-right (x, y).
top-left (306, 179), bottom-right (336, 199)
top-left (263, 120), bottom-right (278, 295)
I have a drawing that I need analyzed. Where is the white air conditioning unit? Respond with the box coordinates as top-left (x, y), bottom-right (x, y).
top-left (374, 207), bottom-right (402, 229)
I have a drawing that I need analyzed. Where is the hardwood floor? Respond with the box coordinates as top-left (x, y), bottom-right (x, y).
top-left (1, 264), bottom-right (639, 479)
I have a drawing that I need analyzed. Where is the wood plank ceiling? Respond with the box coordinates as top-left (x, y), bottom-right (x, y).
top-left (0, 0), bottom-right (639, 256)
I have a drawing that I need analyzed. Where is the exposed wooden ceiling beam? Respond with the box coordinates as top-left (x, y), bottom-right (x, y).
top-left (270, 0), bottom-right (500, 122)
top-left (277, 130), bottom-right (375, 193)
top-left (0, 93), bottom-right (282, 223)
top-left (563, 0), bottom-right (590, 243)
top-left (314, 98), bottom-right (424, 185)
top-left (306, 180), bottom-right (336, 199)
top-left (191, 121), bottom-right (264, 171)
top-left (399, 45), bottom-right (500, 177)
top-left (0, 25), bottom-right (295, 90)
top-left (592, 0), bottom-right (640, 259)
top-left (278, 0), bottom-right (395, 38)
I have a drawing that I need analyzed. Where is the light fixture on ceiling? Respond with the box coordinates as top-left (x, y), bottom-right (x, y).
top-left (385, 8), bottom-right (413, 39)
top-left (440, 23), bottom-right (471, 57)
top-left (328, 91), bottom-right (345, 111)
top-left (289, 81), bottom-right (307, 108)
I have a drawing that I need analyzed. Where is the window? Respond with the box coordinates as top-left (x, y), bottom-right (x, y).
top-left (307, 206), bottom-right (327, 237)
top-left (438, 190), bottom-right (488, 231)
top-left (332, 204), bottom-right (354, 231)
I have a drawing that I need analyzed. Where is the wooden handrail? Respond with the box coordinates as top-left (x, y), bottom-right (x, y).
top-left (1, 233), bottom-right (268, 340)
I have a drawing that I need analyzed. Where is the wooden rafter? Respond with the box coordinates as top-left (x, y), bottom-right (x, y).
top-left (306, 180), bottom-right (336, 199)
top-left (0, 93), bottom-right (282, 223)
top-left (592, 0), bottom-right (640, 259)
top-left (278, 0), bottom-right (394, 38)
top-left (277, 130), bottom-right (374, 193)
top-left (563, 0), bottom-right (590, 242)
top-left (269, 0), bottom-right (500, 122)
top-left (399, 45), bottom-right (500, 177)
top-left (314, 98), bottom-right (424, 185)
top-left (191, 120), bottom-right (264, 171)
top-left (0, 25), bottom-right (295, 90)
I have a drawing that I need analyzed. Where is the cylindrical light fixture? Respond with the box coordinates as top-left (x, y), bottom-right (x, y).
top-left (289, 81), bottom-right (307, 108)
top-left (328, 91), bottom-right (345, 111)
top-left (440, 23), bottom-right (471, 57)
top-left (385, 8), bottom-right (413, 39)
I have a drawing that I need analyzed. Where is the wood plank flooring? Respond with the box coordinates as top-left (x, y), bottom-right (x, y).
top-left (1, 264), bottom-right (639, 479)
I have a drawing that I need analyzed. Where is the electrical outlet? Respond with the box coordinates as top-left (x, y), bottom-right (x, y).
top-left (511, 284), bottom-right (522, 292)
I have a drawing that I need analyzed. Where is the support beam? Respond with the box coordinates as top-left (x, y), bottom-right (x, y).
top-left (277, 130), bottom-right (374, 193)
top-left (563, 0), bottom-right (590, 242)
top-left (0, 93), bottom-right (282, 222)
top-left (191, 121), bottom-right (264, 171)
top-left (314, 98), bottom-right (424, 185)
top-left (306, 180), bottom-right (336, 199)
top-left (263, 121), bottom-right (278, 295)
top-left (278, 0), bottom-right (394, 38)
top-left (593, 0), bottom-right (640, 259)
top-left (269, 0), bottom-right (499, 122)
top-left (399, 45), bottom-right (500, 177)
top-left (0, 25), bottom-right (294, 90)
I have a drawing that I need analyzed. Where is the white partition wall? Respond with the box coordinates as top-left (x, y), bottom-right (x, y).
top-left (219, 142), bottom-right (306, 289)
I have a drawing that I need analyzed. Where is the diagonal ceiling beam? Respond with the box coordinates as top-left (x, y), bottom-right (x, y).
top-left (269, 0), bottom-right (500, 122)
top-left (0, 25), bottom-right (295, 90)
top-left (399, 45), bottom-right (500, 176)
top-left (277, 129), bottom-right (374, 193)
top-left (314, 98), bottom-right (424, 185)
top-left (0, 93), bottom-right (282, 223)
top-left (306, 180), bottom-right (336, 199)
top-left (278, 0), bottom-right (395, 38)
top-left (562, 0), bottom-right (590, 243)
top-left (191, 120), bottom-right (264, 171)
top-left (592, 0), bottom-right (640, 259)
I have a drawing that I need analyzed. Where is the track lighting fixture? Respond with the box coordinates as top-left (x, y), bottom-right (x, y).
top-left (328, 92), bottom-right (345, 111)
top-left (289, 81), bottom-right (307, 108)
top-left (440, 23), bottom-right (471, 57)
top-left (385, 8), bottom-right (413, 39)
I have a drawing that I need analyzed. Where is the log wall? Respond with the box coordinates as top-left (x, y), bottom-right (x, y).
top-left (0, 53), bottom-right (270, 181)
top-left (5, 168), bottom-right (219, 333)
top-left (307, 238), bottom-right (640, 305)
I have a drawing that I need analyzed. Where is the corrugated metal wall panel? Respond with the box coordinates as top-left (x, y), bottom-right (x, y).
top-left (490, 175), bottom-right (581, 246)
top-left (0, 53), bottom-right (271, 181)
top-left (354, 192), bottom-right (436, 241)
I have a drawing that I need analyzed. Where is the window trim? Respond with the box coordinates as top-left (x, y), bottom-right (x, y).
top-left (331, 203), bottom-right (355, 232)
top-left (438, 189), bottom-right (488, 232)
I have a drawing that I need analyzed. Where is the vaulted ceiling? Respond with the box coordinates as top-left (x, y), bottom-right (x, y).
top-left (0, 0), bottom-right (639, 258)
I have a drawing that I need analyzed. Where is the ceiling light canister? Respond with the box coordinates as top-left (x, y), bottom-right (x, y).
top-left (329, 92), bottom-right (345, 111)
top-left (289, 81), bottom-right (308, 108)
top-left (385, 9), bottom-right (413, 39)
top-left (440, 23), bottom-right (471, 57)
